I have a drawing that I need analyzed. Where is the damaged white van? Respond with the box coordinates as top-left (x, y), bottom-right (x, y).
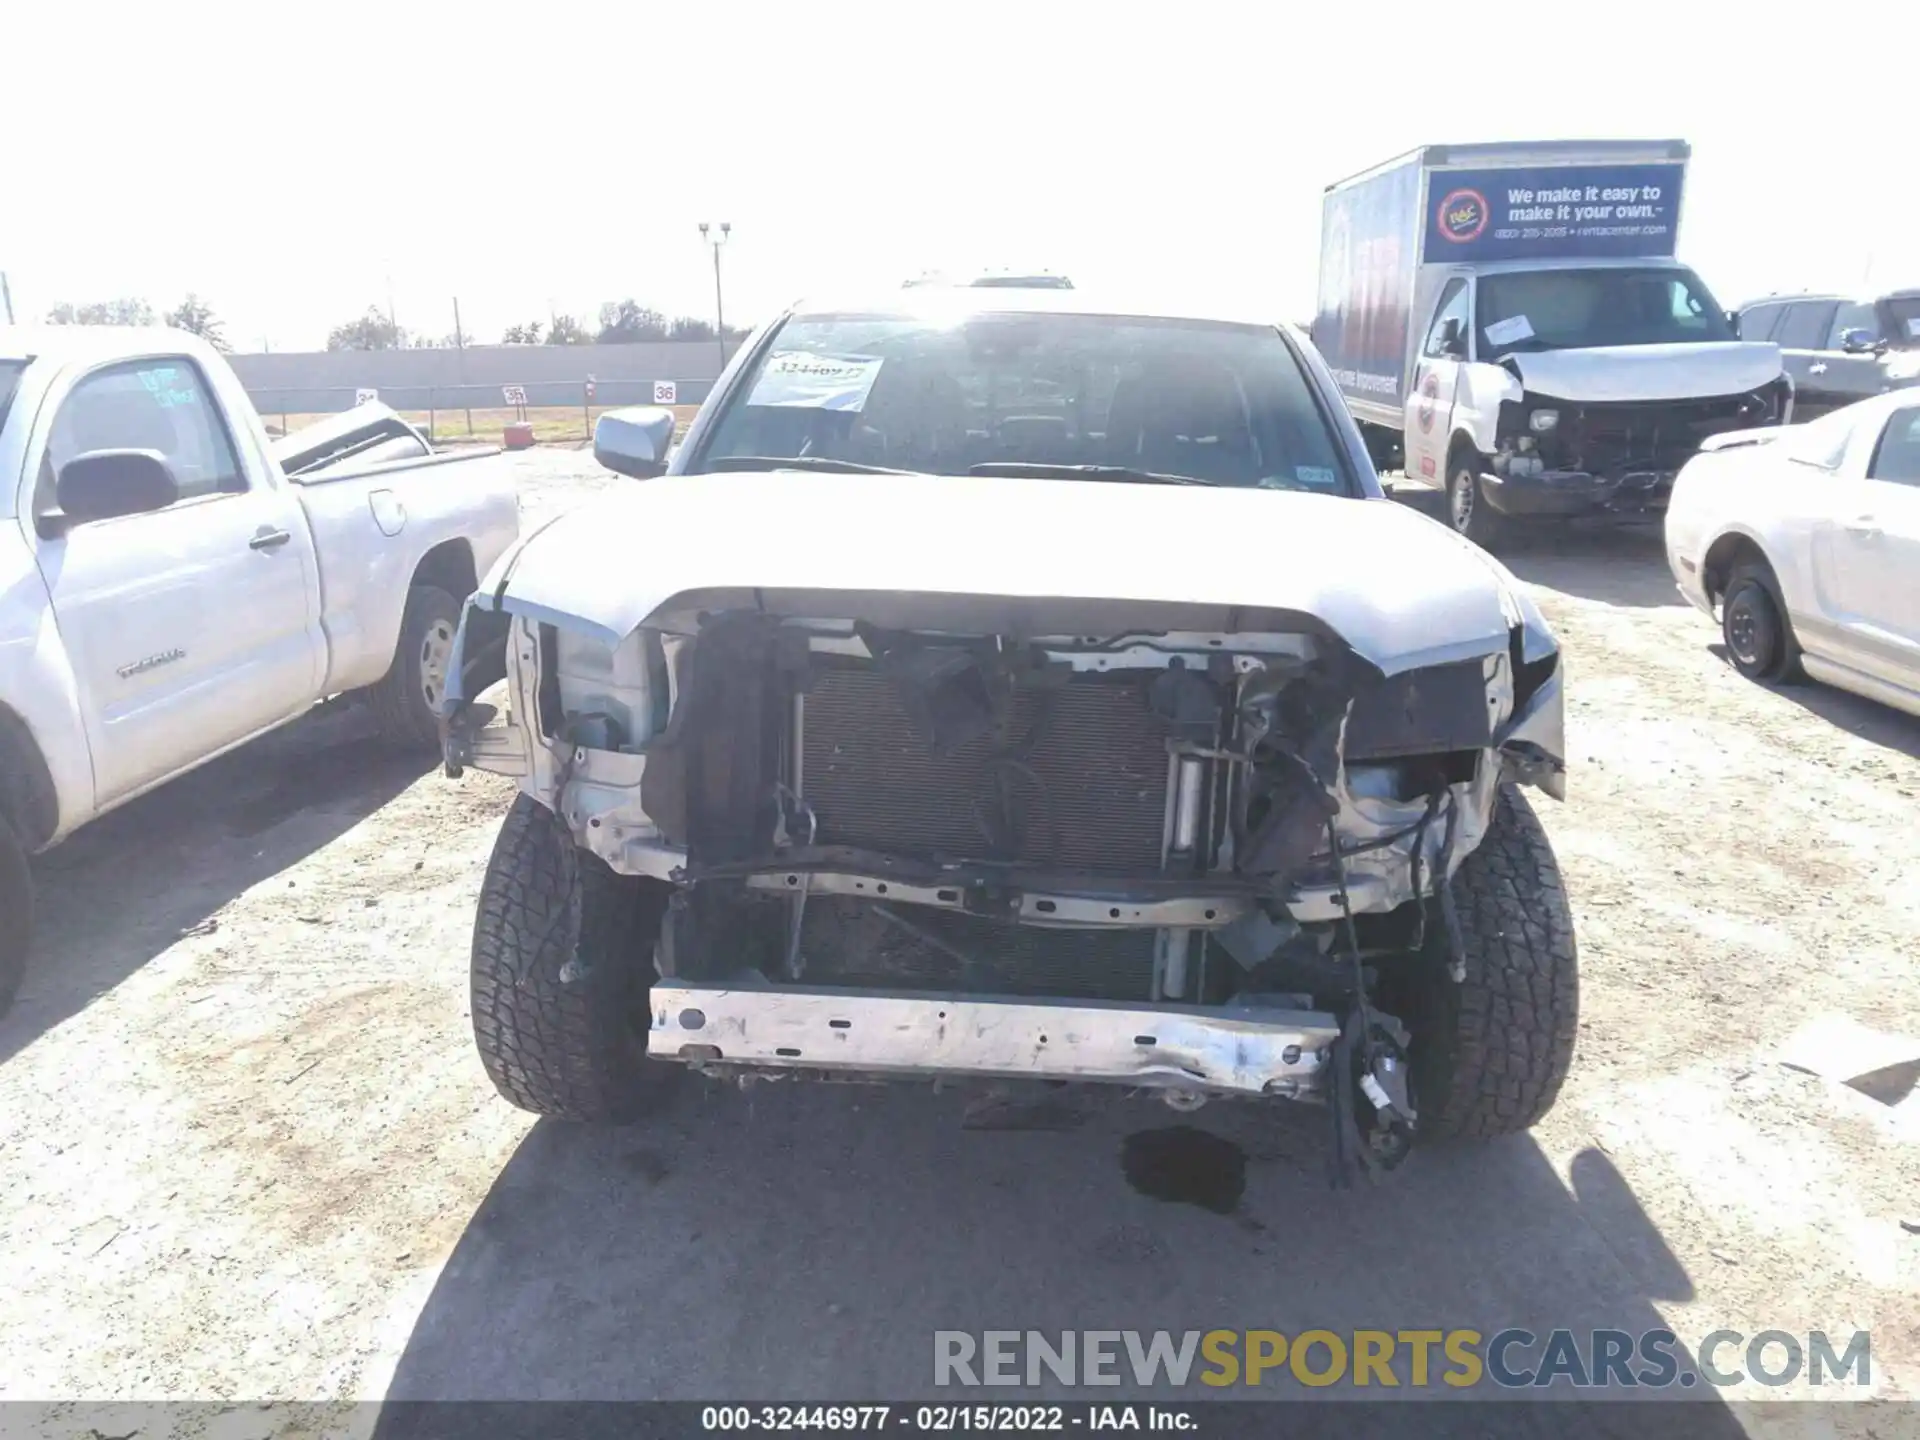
top-left (441, 288), bottom-right (1573, 1181)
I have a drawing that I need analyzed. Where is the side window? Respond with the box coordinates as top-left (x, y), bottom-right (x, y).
top-left (41, 358), bottom-right (244, 512)
top-left (1868, 407), bottom-right (1920, 486)
top-left (1738, 304), bottom-right (1781, 342)
top-left (1662, 278), bottom-right (1714, 335)
top-left (1422, 280), bottom-right (1471, 359)
top-left (1826, 302), bottom-right (1880, 350)
top-left (1775, 302), bottom-right (1838, 351)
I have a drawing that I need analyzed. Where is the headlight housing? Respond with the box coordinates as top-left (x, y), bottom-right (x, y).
top-left (1528, 409), bottom-right (1560, 433)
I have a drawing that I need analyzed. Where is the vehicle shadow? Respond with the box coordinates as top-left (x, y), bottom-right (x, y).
top-left (1382, 486), bottom-right (1679, 611)
top-left (0, 702), bottom-right (432, 1068)
top-left (1485, 530), bottom-right (1676, 612)
top-left (374, 1082), bottom-right (1744, 1431)
top-left (1705, 644), bottom-right (1920, 762)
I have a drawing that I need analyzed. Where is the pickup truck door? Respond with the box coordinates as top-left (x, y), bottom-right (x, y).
top-left (1775, 300), bottom-right (1843, 419)
top-left (1404, 277), bottom-right (1471, 485)
top-left (1816, 302), bottom-right (1894, 409)
top-left (1810, 404), bottom-right (1920, 687)
top-left (26, 355), bottom-right (325, 806)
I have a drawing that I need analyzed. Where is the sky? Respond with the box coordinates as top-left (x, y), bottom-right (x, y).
top-left (2, 0), bottom-right (1912, 353)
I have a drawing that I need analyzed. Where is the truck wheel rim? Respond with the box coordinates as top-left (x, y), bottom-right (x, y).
top-left (1450, 469), bottom-right (1474, 531)
top-left (420, 619), bottom-right (455, 711)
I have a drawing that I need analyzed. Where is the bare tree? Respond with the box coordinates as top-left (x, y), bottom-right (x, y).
top-left (165, 294), bottom-right (229, 351)
top-left (596, 299), bottom-right (668, 344)
top-left (326, 307), bottom-right (407, 351)
top-left (47, 298), bottom-right (156, 326)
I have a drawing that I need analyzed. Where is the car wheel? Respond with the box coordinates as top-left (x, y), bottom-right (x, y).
top-left (1447, 456), bottom-right (1508, 549)
top-left (1721, 561), bottom-right (1804, 683)
top-left (370, 585), bottom-right (462, 751)
top-left (470, 794), bottom-right (673, 1123)
top-left (0, 815), bottom-right (31, 1019)
top-left (1402, 785), bottom-right (1579, 1141)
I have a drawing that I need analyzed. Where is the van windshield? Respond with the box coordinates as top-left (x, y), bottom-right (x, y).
top-left (697, 311), bottom-right (1356, 494)
top-left (1476, 268), bottom-right (1735, 353)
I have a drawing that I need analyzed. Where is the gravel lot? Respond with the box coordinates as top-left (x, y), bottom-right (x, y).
top-left (2, 450), bottom-right (1915, 1431)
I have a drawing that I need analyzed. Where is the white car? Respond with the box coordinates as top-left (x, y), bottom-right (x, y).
top-left (1665, 389), bottom-right (1920, 713)
top-left (0, 327), bottom-right (520, 1012)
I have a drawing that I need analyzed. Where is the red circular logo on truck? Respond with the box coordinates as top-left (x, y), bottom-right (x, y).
top-left (1416, 368), bottom-right (1441, 433)
top-left (1436, 187), bottom-right (1490, 243)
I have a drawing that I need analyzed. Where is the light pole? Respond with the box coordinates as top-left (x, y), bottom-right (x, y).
top-left (698, 221), bottom-right (731, 371)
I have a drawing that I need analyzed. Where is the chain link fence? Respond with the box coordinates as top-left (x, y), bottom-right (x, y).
top-left (247, 379), bottom-right (718, 445)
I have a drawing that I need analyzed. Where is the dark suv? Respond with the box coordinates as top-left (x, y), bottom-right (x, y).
top-left (1736, 289), bottom-right (1920, 420)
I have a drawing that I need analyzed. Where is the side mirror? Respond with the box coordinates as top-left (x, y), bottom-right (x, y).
top-left (1838, 327), bottom-right (1882, 355)
top-left (46, 449), bottom-right (180, 533)
top-left (593, 406), bottom-right (677, 480)
top-left (1436, 317), bottom-right (1467, 359)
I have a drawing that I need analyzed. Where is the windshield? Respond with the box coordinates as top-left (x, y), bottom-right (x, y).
top-left (1475, 268), bottom-right (1736, 353)
top-left (697, 311), bottom-right (1354, 493)
top-left (0, 361), bottom-right (25, 435)
top-left (1883, 295), bottom-right (1920, 349)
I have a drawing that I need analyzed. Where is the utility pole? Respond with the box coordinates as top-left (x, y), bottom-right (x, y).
top-left (452, 297), bottom-right (470, 434)
top-left (0, 272), bottom-right (13, 324)
top-left (698, 221), bottom-right (732, 371)
top-left (386, 275), bottom-right (398, 346)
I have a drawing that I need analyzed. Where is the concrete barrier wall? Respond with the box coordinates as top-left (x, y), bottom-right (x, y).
top-left (229, 341), bottom-right (732, 415)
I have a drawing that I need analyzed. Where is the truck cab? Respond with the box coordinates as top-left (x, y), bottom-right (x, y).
top-left (1312, 139), bottom-right (1790, 547)
top-left (0, 327), bottom-right (519, 1015)
top-left (1736, 289), bottom-right (1920, 421)
top-left (1405, 258), bottom-right (1790, 540)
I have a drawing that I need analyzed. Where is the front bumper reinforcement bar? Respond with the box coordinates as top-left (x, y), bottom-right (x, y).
top-left (648, 983), bottom-right (1341, 1098)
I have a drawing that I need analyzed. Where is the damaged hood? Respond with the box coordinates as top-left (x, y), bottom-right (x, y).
top-left (1500, 341), bottom-right (1783, 403)
top-left (481, 472), bottom-right (1526, 675)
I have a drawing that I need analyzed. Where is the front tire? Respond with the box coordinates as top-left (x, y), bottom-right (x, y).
top-left (1409, 786), bottom-right (1579, 1140)
top-left (1721, 561), bottom-right (1804, 682)
top-left (470, 794), bottom-right (669, 1122)
top-left (370, 584), bottom-right (461, 751)
top-left (0, 816), bottom-right (29, 1019)
top-left (1447, 452), bottom-right (1509, 549)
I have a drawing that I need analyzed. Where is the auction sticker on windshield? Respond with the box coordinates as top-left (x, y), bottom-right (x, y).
top-left (748, 352), bottom-right (884, 412)
top-left (1483, 314), bottom-right (1535, 347)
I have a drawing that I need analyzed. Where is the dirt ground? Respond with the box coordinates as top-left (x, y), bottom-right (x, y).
top-left (1, 452), bottom-right (1916, 1433)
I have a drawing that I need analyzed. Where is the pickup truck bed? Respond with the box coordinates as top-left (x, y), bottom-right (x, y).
top-left (0, 326), bottom-right (519, 1014)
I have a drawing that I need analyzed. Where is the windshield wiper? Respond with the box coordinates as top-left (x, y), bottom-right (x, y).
top-left (966, 462), bottom-right (1216, 487)
top-left (705, 455), bottom-right (915, 475)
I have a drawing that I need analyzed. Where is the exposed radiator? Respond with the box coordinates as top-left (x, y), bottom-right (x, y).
top-left (799, 667), bottom-right (1172, 873)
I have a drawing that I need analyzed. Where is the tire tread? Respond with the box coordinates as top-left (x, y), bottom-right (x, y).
top-left (0, 815), bottom-right (29, 1018)
top-left (1422, 785), bottom-right (1579, 1139)
top-left (470, 794), bottom-right (659, 1122)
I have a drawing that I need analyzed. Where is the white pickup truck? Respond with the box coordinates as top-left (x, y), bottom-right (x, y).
top-left (0, 327), bottom-right (519, 1013)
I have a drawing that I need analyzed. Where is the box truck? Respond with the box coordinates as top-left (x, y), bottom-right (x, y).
top-left (1312, 139), bottom-right (1791, 545)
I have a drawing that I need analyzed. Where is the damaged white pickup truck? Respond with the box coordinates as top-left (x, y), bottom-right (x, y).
top-left (442, 289), bottom-right (1572, 1180)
